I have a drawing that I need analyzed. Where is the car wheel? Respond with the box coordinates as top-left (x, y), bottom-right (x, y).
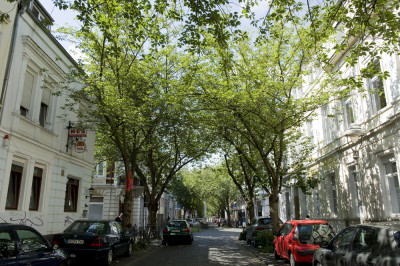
top-left (125, 241), bottom-right (133, 257)
top-left (273, 246), bottom-right (280, 260)
top-left (105, 248), bottom-right (113, 266)
top-left (289, 252), bottom-right (298, 266)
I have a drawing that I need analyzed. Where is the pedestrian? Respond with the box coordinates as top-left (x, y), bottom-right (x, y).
top-left (167, 215), bottom-right (170, 221)
top-left (115, 212), bottom-right (123, 222)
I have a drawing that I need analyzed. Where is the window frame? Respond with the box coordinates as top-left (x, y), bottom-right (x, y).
top-left (368, 60), bottom-right (387, 114)
top-left (64, 177), bottom-right (80, 212)
top-left (29, 167), bottom-right (43, 211)
top-left (5, 165), bottom-right (23, 210)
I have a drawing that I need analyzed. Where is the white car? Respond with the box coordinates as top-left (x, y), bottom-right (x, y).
top-left (186, 218), bottom-right (200, 227)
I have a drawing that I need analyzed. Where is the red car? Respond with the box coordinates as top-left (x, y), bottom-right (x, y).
top-left (273, 220), bottom-right (335, 266)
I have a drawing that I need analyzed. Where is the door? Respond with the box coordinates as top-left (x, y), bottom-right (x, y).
top-left (0, 229), bottom-right (19, 265)
top-left (349, 227), bottom-right (378, 266)
top-left (15, 229), bottom-right (60, 266)
top-left (326, 227), bottom-right (357, 266)
top-left (276, 223), bottom-right (294, 260)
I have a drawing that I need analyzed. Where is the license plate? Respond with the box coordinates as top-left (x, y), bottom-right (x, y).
top-left (172, 230), bottom-right (180, 232)
top-left (67, 239), bottom-right (84, 244)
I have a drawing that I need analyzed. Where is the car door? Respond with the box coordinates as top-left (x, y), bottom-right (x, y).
top-left (349, 227), bottom-right (378, 266)
top-left (0, 229), bottom-right (19, 266)
top-left (109, 223), bottom-right (123, 255)
top-left (114, 222), bottom-right (130, 254)
top-left (281, 223), bottom-right (294, 260)
top-left (15, 228), bottom-right (60, 266)
top-left (276, 223), bottom-right (293, 260)
top-left (325, 227), bottom-right (357, 266)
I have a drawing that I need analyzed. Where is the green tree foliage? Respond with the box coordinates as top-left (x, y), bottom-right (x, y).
top-left (55, 1), bottom-right (214, 231)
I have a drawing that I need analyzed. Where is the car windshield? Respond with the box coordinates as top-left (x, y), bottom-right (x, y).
top-left (297, 223), bottom-right (335, 245)
top-left (168, 221), bottom-right (187, 228)
top-left (258, 218), bottom-right (271, 225)
top-left (65, 221), bottom-right (108, 234)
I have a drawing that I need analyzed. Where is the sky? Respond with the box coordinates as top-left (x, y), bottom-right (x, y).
top-left (38, 0), bottom-right (271, 58)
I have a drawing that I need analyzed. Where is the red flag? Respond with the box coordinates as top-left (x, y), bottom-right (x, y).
top-left (126, 170), bottom-right (134, 192)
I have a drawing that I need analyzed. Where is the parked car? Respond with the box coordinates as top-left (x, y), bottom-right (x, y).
top-left (186, 218), bottom-right (199, 227)
top-left (312, 222), bottom-right (400, 266)
top-left (246, 216), bottom-right (282, 246)
top-left (162, 220), bottom-right (193, 245)
top-left (51, 220), bottom-right (134, 265)
top-left (0, 223), bottom-right (69, 265)
top-left (273, 220), bottom-right (335, 266)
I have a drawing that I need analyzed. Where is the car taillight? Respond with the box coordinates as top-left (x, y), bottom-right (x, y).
top-left (256, 226), bottom-right (265, 230)
top-left (293, 227), bottom-right (299, 241)
top-left (90, 236), bottom-right (103, 247)
top-left (184, 227), bottom-right (190, 232)
top-left (51, 239), bottom-right (60, 246)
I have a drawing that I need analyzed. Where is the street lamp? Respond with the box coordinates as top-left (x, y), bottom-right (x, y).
top-left (344, 124), bottom-right (364, 224)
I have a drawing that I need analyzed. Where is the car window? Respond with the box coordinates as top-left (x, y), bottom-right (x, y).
top-left (0, 230), bottom-right (18, 258)
top-left (394, 231), bottom-right (400, 249)
top-left (259, 218), bottom-right (271, 225)
top-left (114, 222), bottom-right (124, 234)
top-left (16, 229), bottom-right (49, 255)
top-left (297, 223), bottom-right (335, 244)
top-left (66, 221), bottom-right (107, 234)
top-left (110, 224), bottom-right (119, 235)
top-left (332, 227), bottom-right (357, 253)
top-left (168, 221), bottom-right (187, 228)
top-left (352, 227), bottom-right (378, 252)
top-left (279, 223), bottom-right (294, 236)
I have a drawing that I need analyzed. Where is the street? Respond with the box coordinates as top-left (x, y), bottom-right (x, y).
top-left (110, 224), bottom-right (289, 266)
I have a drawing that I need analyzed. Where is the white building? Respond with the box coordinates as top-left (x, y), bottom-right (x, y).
top-left (0, 0), bottom-right (95, 236)
top-left (280, 33), bottom-right (400, 231)
top-left (90, 161), bottom-right (177, 230)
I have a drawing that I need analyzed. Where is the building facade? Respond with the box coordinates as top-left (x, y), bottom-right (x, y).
top-left (280, 36), bottom-right (400, 231)
top-left (0, 0), bottom-right (95, 236)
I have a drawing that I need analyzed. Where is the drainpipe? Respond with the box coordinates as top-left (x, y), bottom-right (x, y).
top-left (0, 0), bottom-right (27, 123)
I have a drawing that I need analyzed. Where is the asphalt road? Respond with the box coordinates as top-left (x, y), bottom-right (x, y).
top-left (110, 224), bottom-right (291, 266)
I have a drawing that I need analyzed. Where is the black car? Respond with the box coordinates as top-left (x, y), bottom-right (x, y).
top-left (162, 220), bottom-right (193, 245)
top-left (0, 223), bottom-right (69, 265)
top-left (313, 223), bottom-right (400, 266)
top-left (52, 220), bottom-right (134, 265)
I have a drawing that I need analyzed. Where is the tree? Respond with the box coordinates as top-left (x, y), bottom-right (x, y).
top-left (55, 0), bottom-right (214, 232)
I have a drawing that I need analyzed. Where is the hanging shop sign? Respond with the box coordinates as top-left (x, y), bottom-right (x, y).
top-left (68, 129), bottom-right (87, 138)
top-left (75, 141), bottom-right (86, 153)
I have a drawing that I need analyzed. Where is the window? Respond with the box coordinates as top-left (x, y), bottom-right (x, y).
top-left (383, 157), bottom-right (400, 214)
top-left (39, 88), bottom-right (50, 127)
top-left (21, 72), bottom-right (34, 117)
top-left (349, 166), bottom-right (360, 217)
top-left (344, 94), bottom-right (355, 127)
top-left (332, 227), bottom-right (357, 254)
top-left (29, 167), bottom-right (43, 211)
top-left (313, 189), bottom-right (321, 217)
top-left (97, 163), bottom-right (104, 176)
top-left (352, 227), bottom-right (378, 252)
top-left (321, 106), bottom-right (333, 144)
top-left (285, 192), bottom-right (291, 221)
top-left (16, 229), bottom-right (49, 254)
top-left (6, 165), bottom-right (23, 210)
top-left (328, 174), bottom-right (338, 215)
top-left (369, 61), bottom-right (387, 113)
top-left (64, 178), bottom-right (79, 212)
top-left (0, 230), bottom-right (18, 257)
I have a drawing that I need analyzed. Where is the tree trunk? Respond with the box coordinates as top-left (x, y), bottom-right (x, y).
top-left (122, 190), bottom-right (133, 229)
top-left (148, 200), bottom-right (158, 238)
top-left (269, 193), bottom-right (280, 233)
top-left (246, 199), bottom-right (255, 224)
